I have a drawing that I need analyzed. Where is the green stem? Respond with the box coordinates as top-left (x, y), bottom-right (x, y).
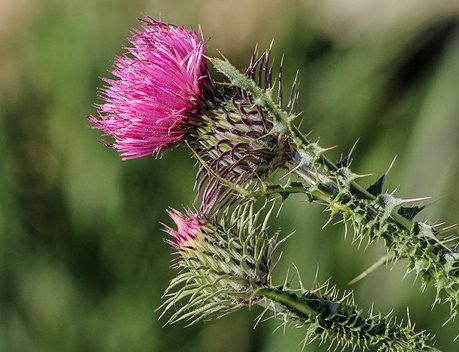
top-left (252, 286), bottom-right (439, 351)
top-left (253, 287), bottom-right (317, 317)
top-left (292, 158), bottom-right (414, 230)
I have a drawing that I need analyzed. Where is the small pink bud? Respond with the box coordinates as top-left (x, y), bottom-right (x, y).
top-left (165, 209), bottom-right (204, 248)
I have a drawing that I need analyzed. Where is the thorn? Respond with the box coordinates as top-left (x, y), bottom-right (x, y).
top-left (354, 172), bottom-right (373, 179)
top-left (287, 70), bottom-right (300, 113)
top-left (336, 156), bottom-right (350, 168)
top-left (322, 214), bottom-right (335, 229)
top-left (367, 156), bottom-right (398, 196)
top-left (347, 255), bottom-right (390, 285)
top-left (276, 201), bottom-right (284, 217)
top-left (278, 54), bottom-right (284, 107)
top-left (336, 138), bottom-right (360, 168)
top-left (319, 145), bottom-right (339, 154)
top-left (283, 265), bottom-right (291, 288)
top-left (280, 163), bottom-right (303, 180)
top-left (267, 63), bottom-right (274, 91)
top-left (291, 263), bottom-right (305, 290)
top-left (387, 155), bottom-right (397, 173)
top-left (312, 264), bottom-right (321, 289)
top-left (439, 223), bottom-right (459, 234)
top-left (402, 196), bottom-right (432, 203)
top-left (443, 313), bottom-right (455, 326)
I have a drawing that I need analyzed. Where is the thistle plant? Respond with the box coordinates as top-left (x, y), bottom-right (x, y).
top-left (87, 17), bottom-right (458, 351)
top-left (88, 17), bottom-right (294, 213)
top-left (207, 55), bottom-right (459, 313)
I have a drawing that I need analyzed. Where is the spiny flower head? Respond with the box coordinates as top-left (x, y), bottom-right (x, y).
top-left (88, 17), bottom-right (208, 160)
top-left (195, 47), bottom-right (295, 213)
top-left (160, 203), bottom-right (277, 325)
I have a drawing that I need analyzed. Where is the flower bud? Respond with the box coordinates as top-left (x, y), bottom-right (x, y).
top-left (161, 205), bottom-right (276, 324)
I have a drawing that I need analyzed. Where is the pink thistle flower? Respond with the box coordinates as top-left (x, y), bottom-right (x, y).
top-left (88, 17), bottom-right (209, 160)
top-left (165, 209), bottom-right (204, 249)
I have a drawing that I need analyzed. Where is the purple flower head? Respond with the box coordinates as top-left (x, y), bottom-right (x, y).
top-left (165, 209), bottom-right (204, 249)
top-left (88, 17), bottom-right (209, 160)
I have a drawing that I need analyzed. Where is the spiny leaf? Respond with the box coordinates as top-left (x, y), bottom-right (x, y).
top-left (367, 174), bottom-right (385, 197)
top-left (398, 205), bottom-right (426, 221)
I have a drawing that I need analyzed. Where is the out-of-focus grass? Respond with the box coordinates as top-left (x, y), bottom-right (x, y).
top-left (0, 1), bottom-right (458, 351)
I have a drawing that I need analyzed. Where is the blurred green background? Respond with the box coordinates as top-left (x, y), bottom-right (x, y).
top-left (1, 0), bottom-right (458, 351)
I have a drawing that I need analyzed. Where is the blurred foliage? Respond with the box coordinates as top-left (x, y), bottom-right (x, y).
top-left (0, 0), bottom-right (458, 351)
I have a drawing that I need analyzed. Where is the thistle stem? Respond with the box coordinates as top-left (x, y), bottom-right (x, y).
top-left (292, 158), bottom-right (414, 233)
top-left (253, 286), bottom-right (439, 351)
top-left (254, 287), bottom-right (317, 317)
top-left (211, 57), bottom-right (459, 311)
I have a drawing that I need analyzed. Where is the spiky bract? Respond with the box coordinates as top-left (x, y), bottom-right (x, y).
top-left (193, 48), bottom-right (296, 213)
